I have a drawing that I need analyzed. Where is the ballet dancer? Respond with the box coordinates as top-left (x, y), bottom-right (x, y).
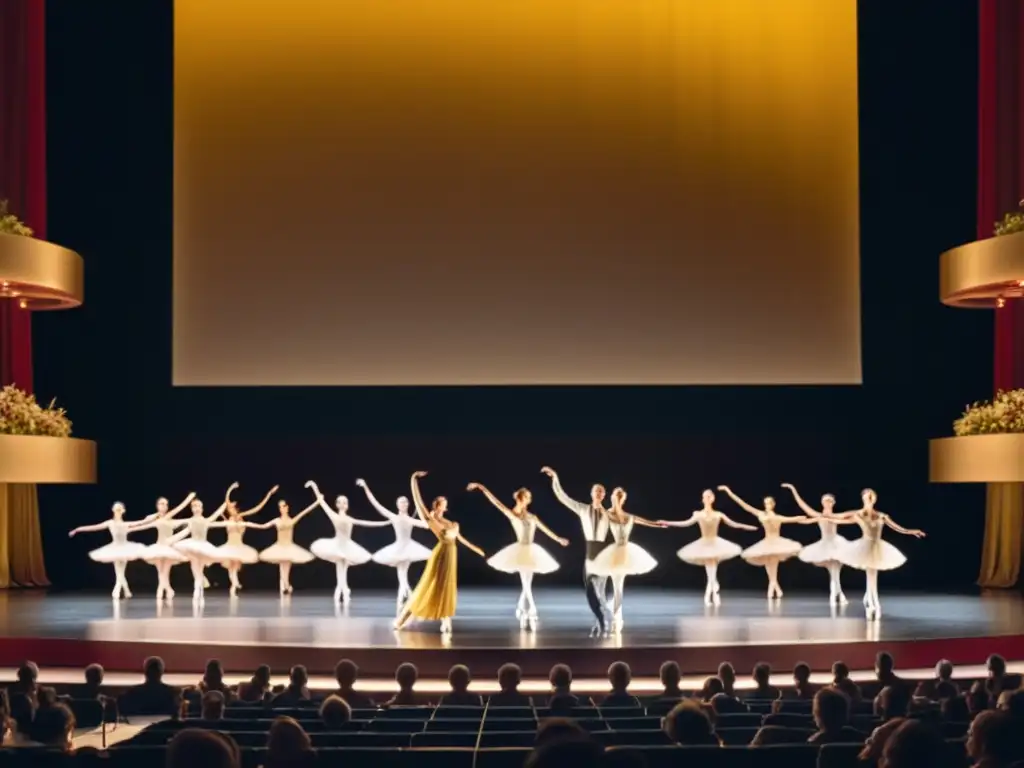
top-left (168, 484), bottom-right (239, 601)
top-left (69, 502), bottom-right (153, 599)
top-left (395, 471), bottom-right (486, 635)
top-left (837, 489), bottom-right (926, 620)
top-left (258, 496), bottom-right (319, 595)
top-left (129, 493), bottom-right (197, 601)
top-left (467, 482), bottom-right (569, 631)
top-left (305, 480), bottom-right (391, 605)
top-left (659, 489), bottom-right (758, 606)
top-left (781, 483), bottom-right (856, 606)
top-left (213, 486), bottom-right (279, 597)
top-left (541, 466), bottom-right (612, 636)
top-left (716, 485), bottom-right (811, 600)
top-left (356, 478), bottom-right (433, 610)
top-left (589, 487), bottom-right (663, 634)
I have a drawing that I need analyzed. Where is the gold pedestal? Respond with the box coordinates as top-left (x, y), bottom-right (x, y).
top-left (0, 435), bottom-right (96, 484)
top-left (929, 434), bottom-right (1024, 483)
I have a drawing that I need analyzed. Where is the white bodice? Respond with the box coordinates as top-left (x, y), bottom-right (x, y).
top-left (697, 512), bottom-right (722, 538)
top-left (275, 518), bottom-right (296, 545)
top-left (188, 516), bottom-right (211, 542)
top-left (154, 517), bottom-right (180, 544)
top-left (109, 519), bottom-right (131, 546)
top-left (857, 512), bottom-right (885, 541)
top-left (761, 514), bottom-right (783, 538)
top-left (330, 514), bottom-right (354, 542)
top-left (508, 513), bottom-right (538, 545)
top-left (226, 519), bottom-right (246, 545)
top-left (609, 515), bottom-right (635, 545)
top-left (391, 514), bottom-right (418, 545)
top-left (817, 517), bottom-right (840, 539)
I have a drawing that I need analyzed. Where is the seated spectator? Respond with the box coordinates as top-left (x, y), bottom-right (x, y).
top-left (831, 661), bottom-right (862, 701)
top-left (119, 656), bottom-right (181, 716)
top-left (657, 661), bottom-right (683, 700)
top-left (988, 654), bottom-right (1016, 705)
top-left (9, 662), bottom-right (38, 702)
top-left (875, 685), bottom-right (911, 720)
top-left (535, 716), bottom-right (588, 747)
top-left (36, 687), bottom-right (58, 709)
top-left (663, 699), bottom-right (721, 746)
top-left (602, 661), bottom-right (641, 708)
top-left (439, 664), bottom-right (482, 707)
top-left (717, 663), bottom-right (737, 697)
top-left (30, 702), bottom-right (74, 751)
top-left (319, 695), bottom-right (352, 729)
top-left (266, 716), bottom-right (313, 768)
top-left (68, 663), bottom-right (105, 700)
top-left (489, 663), bottom-right (532, 707)
top-left (880, 719), bottom-right (947, 768)
top-left (547, 694), bottom-right (578, 715)
top-left (789, 662), bottom-right (818, 700)
top-left (915, 659), bottom-right (958, 700)
top-left (199, 659), bottom-right (233, 700)
top-left (526, 735), bottom-right (604, 768)
top-left (941, 694), bottom-right (971, 723)
top-left (383, 663), bottom-right (419, 707)
top-left (333, 659), bottom-right (375, 709)
top-left (969, 709), bottom-right (1024, 768)
top-left (167, 728), bottom-right (241, 768)
top-left (859, 717), bottom-right (906, 764)
top-left (752, 724), bottom-right (812, 745)
top-left (749, 662), bottom-right (780, 700)
top-left (697, 676), bottom-right (724, 702)
top-left (201, 691), bottom-right (225, 721)
top-left (271, 665), bottom-right (312, 707)
top-left (236, 665), bottom-right (272, 703)
top-left (808, 688), bottom-right (864, 744)
top-left (998, 689), bottom-right (1024, 717)
top-left (710, 692), bottom-right (748, 715)
top-left (971, 681), bottom-right (994, 716)
top-left (547, 664), bottom-right (579, 707)
top-left (7, 693), bottom-right (37, 746)
top-left (875, 651), bottom-right (907, 690)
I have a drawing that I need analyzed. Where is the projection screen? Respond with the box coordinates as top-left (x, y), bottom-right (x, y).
top-left (173, 0), bottom-right (860, 386)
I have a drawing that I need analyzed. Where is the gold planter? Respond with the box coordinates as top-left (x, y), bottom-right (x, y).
top-left (929, 434), bottom-right (1024, 483)
top-left (0, 436), bottom-right (96, 484)
top-left (0, 233), bottom-right (84, 310)
top-left (940, 230), bottom-right (1024, 308)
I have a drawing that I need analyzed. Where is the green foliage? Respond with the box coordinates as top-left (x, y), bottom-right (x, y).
top-left (0, 385), bottom-right (72, 437)
top-left (994, 200), bottom-right (1024, 237)
top-left (954, 389), bottom-right (1024, 436)
top-left (0, 200), bottom-right (32, 237)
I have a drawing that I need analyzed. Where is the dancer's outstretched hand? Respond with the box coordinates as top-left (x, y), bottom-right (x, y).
top-left (355, 478), bottom-right (366, 488)
top-left (557, 537), bottom-right (569, 547)
top-left (540, 466), bottom-right (555, 477)
top-left (466, 482), bottom-right (481, 492)
top-left (913, 530), bottom-right (927, 538)
top-left (412, 470), bottom-right (428, 479)
top-left (717, 485), bottom-right (731, 492)
top-left (780, 483), bottom-right (795, 490)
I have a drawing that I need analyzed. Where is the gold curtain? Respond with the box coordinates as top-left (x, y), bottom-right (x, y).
top-left (979, 483), bottom-right (1024, 588)
top-left (0, 483), bottom-right (49, 588)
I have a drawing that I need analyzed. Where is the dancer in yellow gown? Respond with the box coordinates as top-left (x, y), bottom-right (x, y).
top-left (394, 471), bottom-right (486, 635)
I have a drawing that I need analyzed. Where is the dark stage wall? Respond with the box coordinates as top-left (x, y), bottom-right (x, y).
top-left (33, 1), bottom-right (988, 593)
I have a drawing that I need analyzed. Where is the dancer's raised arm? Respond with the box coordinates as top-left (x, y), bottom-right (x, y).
top-left (290, 498), bottom-right (322, 526)
top-left (167, 492), bottom-right (197, 517)
top-left (609, 507), bottom-right (666, 528)
top-left (69, 520), bottom-right (110, 537)
top-left (356, 478), bottom-right (397, 520)
top-left (882, 514), bottom-right (926, 538)
top-left (208, 482), bottom-right (240, 524)
top-left (410, 471), bottom-right (436, 531)
top-left (719, 512), bottom-right (759, 531)
top-left (540, 467), bottom-right (591, 517)
top-left (456, 530), bottom-right (486, 557)
top-left (239, 485), bottom-right (279, 518)
top-left (781, 484), bottom-right (821, 518)
top-left (535, 517), bottom-right (570, 547)
top-left (717, 486), bottom-right (765, 518)
top-left (467, 482), bottom-right (515, 518)
top-left (658, 513), bottom-right (700, 528)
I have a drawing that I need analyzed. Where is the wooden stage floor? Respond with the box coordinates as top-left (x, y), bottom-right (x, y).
top-left (0, 588), bottom-right (1020, 677)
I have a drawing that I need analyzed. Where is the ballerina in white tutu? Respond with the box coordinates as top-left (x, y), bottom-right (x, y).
top-left (210, 486), bottom-right (279, 597)
top-left (258, 495), bottom-right (320, 596)
top-left (357, 477), bottom-right (434, 610)
top-left (781, 483), bottom-right (859, 606)
top-left (660, 489), bottom-right (758, 606)
top-left (837, 488), bottom-right (926, 620)
top-left (168, 484), bottom-right (239, 601)
top-left (124, 493), bottom-right (196, 601)
top-left (590, 487), bottom-right (665, 634)
top-left (305, 480), bottom-right (391, 605)
top-left (69, 502), bottom-right (155, 599)
top-left (717, 485), bottom-right (812, 600)
top-left (467, 482), bottom-right (569, 631)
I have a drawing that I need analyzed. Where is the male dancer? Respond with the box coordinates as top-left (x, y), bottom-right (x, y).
top-left (541, 466), bottom-right (610, 636)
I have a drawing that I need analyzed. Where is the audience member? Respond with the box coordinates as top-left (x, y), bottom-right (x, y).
top-left (808, 688), bottom-right (864, 744)
top-left (201, 691), bottom-right (225, 721)
top-left (717, 663), bottom-right (737, 697)
top-left (971, 709), bottom-right (1024, 768)
top-left (987, 655), bottom-right (1015, 705)
top-left (751, 724), bottom-right (811, 745)
top-left (271, 666), bottom-right (312, 707)
top-left (383, 663), bottom-right (419, 707)
top-left (750, 662), bottom-right (780, 700)
top-left (999, 689), bottom-right (1024, 717)
top-left (971, 681), bottom-right (994, 716)
top-left (198, 659), bottom-right (233, 700)
top-left (879, 719), bottom-right (947, 768)
top-left (875, 651), bottom-right (907, 691)
top-left (547, 664), bottom-right (579, 707)
top-left (875, 684), bottom-right (912, 720)
top-left (236, 665), bottom-right (272, 703)
top-left (710, 691), bottom-right (748, 714)
top-left (319, 695), bottom-right (352, 729)
top-left (30, 701), bottom-right (75, 750)
top-left (439, 664), bottom-right (482, 707)
top-left (663, 699), bottom-right (721, 746)
top-left (490, 663), bottom-right (531, 707)
top-left (789, 662), bottom-right (818, 700)
top-left (657, 661), bottom-right (683, 700)
top-left (603, 661), bottom-right (641, 707)
top-left (266, 716), bottom-right (314, 768)
top-left (535, 716), bottom-right (588, 747)
top-left (68, 663), bottom-right (105, 700)
top-left (166, 729), bottom-right (240, 768)
top-left (9, 662), bottom-right (38, 702)
top-left (859, 717), bottom-right (907, 764)
top-left (332, 659), bottom-right (375, 709)
top-left (7, 693), bottom-right (36, 746)
top-left (830, 661), bottom-right (862, 701)
top-left (525, 735), bottom-right (604, 768)
top-left (915, 659), bottom-right (958, 699)
top-left (697, 676), bottom-right (725, 702)
top-left (942, 694), bottom-right (971, 723)
top-left (120, 656), bottom-right (182, 716)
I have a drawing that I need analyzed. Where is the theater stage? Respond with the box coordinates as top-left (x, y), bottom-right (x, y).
top-left (0, 588), bottom-right (1019, 678)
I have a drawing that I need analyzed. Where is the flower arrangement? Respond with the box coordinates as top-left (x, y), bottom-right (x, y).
top-left (994, 200), bottom-right (1024, 237)
top-left (0, 200), bottom-right (32, 237)
top-left (0, 385), bottom-right (72, 437)
top-left (954, 389), bottom-right (1024, 436)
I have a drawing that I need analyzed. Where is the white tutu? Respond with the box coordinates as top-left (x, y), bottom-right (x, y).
top-left (142, 543), bottom-right (187, 564)
top-left (175, 540), bottom-right (222, 563)
top-left (839, 538), bottom-right (907, 572)
top-left (677, 537), bottom-right (743, 565)
top-left (260, 542), bottom-right (315, 565)
top-left (741, 536), bottom-right (803, 566)
top-left (310, 538), bottom-right (371, 565)
top-left (372, 540), bottom-right (433, 566)
top-left (799, 537), bottom-right (851, 566)
top-left (487, 542), bottom-right (560, 575)
top-left (590, 542), bottom-right (658, 577)
top-left (89, 542), bottom-right (148, 564)
top-left (215, 542), bottom-right (260, 565)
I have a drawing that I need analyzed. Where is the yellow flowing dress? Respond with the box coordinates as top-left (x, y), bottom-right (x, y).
top-left (401, 521), bottom-right (459, 621)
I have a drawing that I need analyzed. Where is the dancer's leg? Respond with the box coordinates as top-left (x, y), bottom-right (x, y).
top-left (278, 563), bottom-right (293, 595)
top-left (517, 573), bottom-right (530, 628)
top-left (333, 562), bottom-right (350, 604)
top-left (828, 562), bottom-right (848, 605)
top-left (112, 561), bottom-right (127, 599)
top-left (703, 564), bottom-right (715, 605)
top-left (868, 569), bottom-right (881, 617)
top-left (154, 561), bottom-right (168, 601)
top-left (521, 572), bottom-right (537, 630)
top-left (584, 566), bottom-right (607, 634)
top-left (397, 562), bottom-right (411, 602)
top-left (766, 560), bottom-right (781, 598)
top-left (597, 575), bottom-right (612, 611)
top-left (610, 575), bottom-right (626, 632)
top-left (227, 563), bottom-right (242, 597)
top-left (190, 559), bottom-right (205, 600)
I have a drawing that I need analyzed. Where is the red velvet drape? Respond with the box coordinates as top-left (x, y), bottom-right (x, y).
top-left (0, 0), bottom-right (46, 388)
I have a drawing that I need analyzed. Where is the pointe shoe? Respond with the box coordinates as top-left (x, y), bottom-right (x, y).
top-left (166, 588), bottom-right (175, 600)
top-left (440, 618), bottom-right (453, 635)
top-left (712, 592), bottom-right (721, 606)
top-left (611, 617), bottom-right (623, 634)
top-left (704, 593), bottom-right (713, 607)
top-left (527, 612), bottom-right (538, 632)
top-left (589, 621), bottom-right (604, 637)
top-left (838, 592), bottom-right (849, 606)
top-left (519, 612), bottom-right (528, 630)
top-left (342, 589), bottom-right (351, 604)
